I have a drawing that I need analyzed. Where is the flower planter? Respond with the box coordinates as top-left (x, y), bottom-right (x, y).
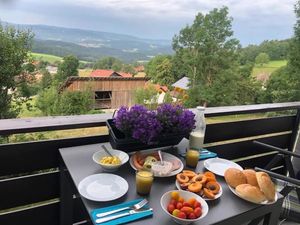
top-left (106, 119), bottom-right (187, 151)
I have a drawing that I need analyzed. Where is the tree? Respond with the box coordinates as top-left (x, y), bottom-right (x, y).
top-left (40, 69), bottom-right (53, 90)
top-left (173, 7), bottom-right (240, 89)
top-left (36, 87), bottom-right (92, 116)
top-left (0, 24), bottom-right (33, 119)
top-left (134, 84), bottom-right (158, 110)
top-left (264, 1), bottom-right (300, 103)
top-left (122, 64), bottom-right (136, 75)
top-left (146, 55), bottom-right (174, 85)
top-left (255, 53), bottom-right (270, 66)
top-left (148, 57), bottom-right (174, 86)
top-left (55, 55), bottom-right (79, 82)
top-left (93, 57), bottom-right (122, 70)
top-left (264, 66), bottom-right (299, 102)
top-left (172, 7), bottom-right (259, 107)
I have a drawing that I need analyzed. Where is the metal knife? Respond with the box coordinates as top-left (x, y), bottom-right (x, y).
top-left (95, 208), bottom-right (153, 224)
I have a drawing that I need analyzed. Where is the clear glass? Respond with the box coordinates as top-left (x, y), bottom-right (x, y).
top-left (186, 149), bottom-right (200, 168)
top-left (136, 170), bottom-right (154, 195)
top-left (189, 106), bottom-right (206, 149)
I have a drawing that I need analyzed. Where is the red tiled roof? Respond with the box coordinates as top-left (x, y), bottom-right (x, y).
top-left (90, 69), bottom-right (132, 78)
top-left (118, 72), bottom-right (133, 77)
top-left (145, 82), bottom-right (168, 92)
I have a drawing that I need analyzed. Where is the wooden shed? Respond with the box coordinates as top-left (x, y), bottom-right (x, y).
top-left (60, 76), bottom-right (149, 109)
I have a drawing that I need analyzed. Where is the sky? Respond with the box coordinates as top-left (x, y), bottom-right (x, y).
top-left (0, 0), bottom-right (296, 46)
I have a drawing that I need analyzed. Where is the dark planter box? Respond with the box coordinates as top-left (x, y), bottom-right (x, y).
top-left (106, 119), bottom-right (186, 151)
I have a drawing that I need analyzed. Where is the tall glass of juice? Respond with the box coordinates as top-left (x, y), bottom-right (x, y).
top-left (136, 170), bottom-right (154, 195)
top-left (186, 149), bottom-right (200, 168)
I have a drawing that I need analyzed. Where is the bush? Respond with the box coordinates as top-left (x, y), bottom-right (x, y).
top-left (36, 87), bottom-right (93, 116)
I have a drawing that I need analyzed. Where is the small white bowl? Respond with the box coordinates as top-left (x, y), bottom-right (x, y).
top-left (160, 190), bottom-right (209, 225)
top-left (92, 149), bottom-right (129, 172)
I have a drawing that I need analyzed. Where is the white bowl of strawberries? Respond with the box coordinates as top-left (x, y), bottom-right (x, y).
top-left (160, 190), bottom-right (209, 225)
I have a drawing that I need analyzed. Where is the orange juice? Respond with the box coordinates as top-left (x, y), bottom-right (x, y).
top-left (136, 170), bottom-right (154, 195)
top-left (186, 149), bottom-right (199, 168)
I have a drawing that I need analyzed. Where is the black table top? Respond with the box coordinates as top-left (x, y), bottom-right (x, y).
top-left (59, 139), bottom-right (283, 225)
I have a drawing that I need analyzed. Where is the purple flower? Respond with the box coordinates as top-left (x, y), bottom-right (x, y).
top-left (113, 104), bottom-right (195, 144)
top-left (157, 104), bottom-right (195, 134)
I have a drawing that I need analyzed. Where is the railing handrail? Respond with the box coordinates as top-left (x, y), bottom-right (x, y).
top-left (1, 102), bottom-right (300, 136)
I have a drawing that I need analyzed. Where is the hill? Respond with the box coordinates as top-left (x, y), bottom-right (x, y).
top-left (4, 22), bottom-right (173, 62)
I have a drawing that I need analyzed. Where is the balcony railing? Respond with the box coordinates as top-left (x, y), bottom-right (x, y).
top-left (0, 102), bottom-right (300, 225)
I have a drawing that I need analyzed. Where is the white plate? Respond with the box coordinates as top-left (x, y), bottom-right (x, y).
top-left (175, 180), bottom-right (223, 201)
top-left (204, 158), bottom-right (243, 176)
top-left (228, 185), bottom-right (278, 205)
top-left (78, 174), bottom-right (128, 201)
top-left (129, 151), bottom-right (183, 177)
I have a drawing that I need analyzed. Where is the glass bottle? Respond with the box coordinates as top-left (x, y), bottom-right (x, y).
top-left (189, 106), bottom-right (206, 150)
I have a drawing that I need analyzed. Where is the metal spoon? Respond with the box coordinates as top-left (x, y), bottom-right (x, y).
top-left (158, 150), bottom-right (164, 165)
top-left (101, 145), bottom-right (113, 157)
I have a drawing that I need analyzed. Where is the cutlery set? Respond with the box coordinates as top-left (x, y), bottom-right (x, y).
top-left (95, 199), bottom-right (150, 224)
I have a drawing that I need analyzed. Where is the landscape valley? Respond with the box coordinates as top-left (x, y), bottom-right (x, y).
top-left (6, 22), bottom-right (173, 62)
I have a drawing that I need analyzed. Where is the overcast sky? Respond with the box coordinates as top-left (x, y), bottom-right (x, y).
top-left (0, 0), bottom-right (296, 46)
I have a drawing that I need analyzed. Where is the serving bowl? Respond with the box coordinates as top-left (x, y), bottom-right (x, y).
top-left (92, 149), bottom-right (129, 171)
top-left (160, 190), bottom-right (209, 225)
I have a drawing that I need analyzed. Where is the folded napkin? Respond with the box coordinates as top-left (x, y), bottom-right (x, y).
top-left (91, 199), bottom-right (153, 225)
top-left (180, 148), bottom-right (217, 160)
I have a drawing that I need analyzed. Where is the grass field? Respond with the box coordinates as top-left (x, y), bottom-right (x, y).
top-left (252, 60), bottom-right (287, 77)
top-left (31, 52), bottom-right (90, 64)
top-left (31, 53), bottom-right (63, 64)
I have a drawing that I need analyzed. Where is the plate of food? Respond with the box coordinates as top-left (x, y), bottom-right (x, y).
top-left (224, 168), bottom-right (277, 204)
top-left (130, 151), bottom-right (183, 177)
top-left (204, 158), bottom-right (243, 176)
top-left (175, 170), bottom-right (222, 201)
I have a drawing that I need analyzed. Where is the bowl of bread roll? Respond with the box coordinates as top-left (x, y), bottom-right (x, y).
top-left (224, 168), bottom-right (277, 204)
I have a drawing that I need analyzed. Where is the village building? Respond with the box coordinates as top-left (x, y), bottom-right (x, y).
top-left (60, 75), bottom-right (148, 109)
top-left (171, 76), bottom-right (190, 101)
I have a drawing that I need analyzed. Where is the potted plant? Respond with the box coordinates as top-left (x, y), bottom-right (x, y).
top-left (106, 104), bottom-right (195, 151)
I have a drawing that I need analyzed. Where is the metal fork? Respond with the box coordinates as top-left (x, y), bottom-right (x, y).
top-left (96, 199), bottom-right (148, 217)
top-left (95, 208), bottom-right (153, 224)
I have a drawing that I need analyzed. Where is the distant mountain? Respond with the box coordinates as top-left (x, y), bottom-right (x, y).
top-left (3, 22), bottom-right (173, 62)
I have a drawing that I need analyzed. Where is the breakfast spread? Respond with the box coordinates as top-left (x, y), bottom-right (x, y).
top-left (176, 170), bottom-right (221, 199)
top-left (99, 155), bottom-right (121, 165)
top-left (225, 168), bottom-right (276, 203)
top-left (132, 151), bottom-right (182, 176)
top-left (167, 191), bottom-right (203, 219)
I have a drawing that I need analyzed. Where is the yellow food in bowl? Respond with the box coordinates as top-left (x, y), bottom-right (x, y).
top-left (99, 156), bottom-right (121, 165)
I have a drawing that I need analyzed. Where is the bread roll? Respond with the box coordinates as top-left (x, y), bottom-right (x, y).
top-left (224, 168), bottom-right (247, 188)
top-left (242, 169), bottom-right (259, 187)
top-left (236, 184), bottom-right (267, 204)
top-left (256, 172), bottom-right (276, 201)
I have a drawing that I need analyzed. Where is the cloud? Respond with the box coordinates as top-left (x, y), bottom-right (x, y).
top-left (70, 0), bottom-right (295, 20)
top-left (0, 0), bottom-right (296, 44)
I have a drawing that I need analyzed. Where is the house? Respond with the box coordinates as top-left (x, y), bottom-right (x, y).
top-left (171, 76), bottom-right (190, 100)
top-left (46, 65), bottom-right (58, 74)
top-left (144, 83), bottom-right (169, 104)
top-left (172, 76), bottom-right (190, 90)
top-left (60, 76), bottom-right (149, 109)
top-left (90, 69), bottom-right (133, 78)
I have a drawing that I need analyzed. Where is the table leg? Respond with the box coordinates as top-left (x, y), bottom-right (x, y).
top-left (263, 197), bottom-right (284, 225)
top-left (60, 165), bottom-right (74, 225)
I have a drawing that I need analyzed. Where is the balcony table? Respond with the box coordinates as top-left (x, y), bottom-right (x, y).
top-left (59, 139), bottom-right (284, 225)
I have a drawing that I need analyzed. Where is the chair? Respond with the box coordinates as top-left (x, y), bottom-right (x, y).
top-left (251, 135), bottom-right (300, 224)
top-left (253, 140), bottom-right (300, 202)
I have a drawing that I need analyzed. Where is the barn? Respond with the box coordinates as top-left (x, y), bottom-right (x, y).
top-left (59, 76), bottom-right (149, 109)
